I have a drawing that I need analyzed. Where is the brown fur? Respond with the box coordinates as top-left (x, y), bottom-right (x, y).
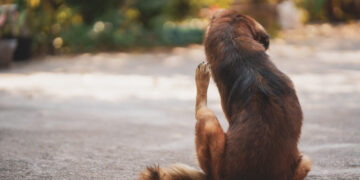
top-left (138, 163), bottom-right (206, 180)
top-left (138, 10), bottom-right (312, 180)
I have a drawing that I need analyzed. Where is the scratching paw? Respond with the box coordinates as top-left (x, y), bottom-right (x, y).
top-left (195, 62), bottom-right (210, 91)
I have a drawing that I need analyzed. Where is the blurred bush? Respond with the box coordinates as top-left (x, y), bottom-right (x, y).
top-left (0, 0), bottom-right (234, 54)
top-left (238, 0), bottom-right (360, 23)
top-left (235, 0), bottom-right (360, 35)
top-left (4, 0), bottom-right (359, 55)
top-left (233, 0), bottom-right (282, 36)
top-left (296, 0), bottom-right (360, 22)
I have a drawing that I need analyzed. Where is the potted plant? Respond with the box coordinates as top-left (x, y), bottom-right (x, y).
top-left (0, 4), bottom-right (18, 68)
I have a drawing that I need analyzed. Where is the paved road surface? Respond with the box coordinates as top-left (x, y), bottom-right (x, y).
top-left (1, 31), bottom-right (360, 179)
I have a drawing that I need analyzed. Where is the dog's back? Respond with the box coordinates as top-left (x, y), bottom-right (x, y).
top-left (220, 62), bottom-right (303, 180)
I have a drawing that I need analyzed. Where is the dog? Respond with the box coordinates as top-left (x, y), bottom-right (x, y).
top-left (138, 9), bottom-right (312, 180)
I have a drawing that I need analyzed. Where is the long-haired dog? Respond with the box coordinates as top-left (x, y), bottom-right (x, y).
top-left (138, 9), bottom-right (312, 180)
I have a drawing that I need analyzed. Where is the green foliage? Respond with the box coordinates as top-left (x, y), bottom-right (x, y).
top-left (161, 27), bottom-right (204, 46)
top-left (296, 0), bottom-right (327, 21)
top-left (190, 0), bottom-right (233, 8)
top-left (165, 0), bottom-right (192, 20)
top-left (134, 0), bottom-right (167, 28)
top-left (3, 0), bottom-right (236, 53)
top-left (296, 0), bottom-right (360, 22)
top-left (5, 0), bottom-right (360, 54)
top-left (64, 0), bottom-right (124, 24)
top-left (60, 25), bottom-right (93, 52)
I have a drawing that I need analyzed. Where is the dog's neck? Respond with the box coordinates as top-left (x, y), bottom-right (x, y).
top-left (206, 35), bottom-right (268, 123)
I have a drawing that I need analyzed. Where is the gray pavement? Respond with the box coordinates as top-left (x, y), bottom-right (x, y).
top-left (1, 30), bottom-right (360, 179)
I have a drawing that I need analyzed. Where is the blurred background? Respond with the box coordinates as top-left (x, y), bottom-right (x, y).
top-left (0, 0), bottom-right (359, 60)
top-left (0, 0), bottom-right (360, 179)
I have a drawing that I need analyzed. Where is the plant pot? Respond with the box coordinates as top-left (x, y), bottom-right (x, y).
top-left (13, 37), bottom-right (32, 61)
top-left (0, 39), bottom-right (17, 68)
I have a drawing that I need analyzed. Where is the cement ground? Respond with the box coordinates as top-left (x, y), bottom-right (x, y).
top-left (1, 25), bottom-right (360, 179)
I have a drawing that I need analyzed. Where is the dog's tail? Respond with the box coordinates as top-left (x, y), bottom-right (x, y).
top-left (138, 163), bottom-right (206, 180)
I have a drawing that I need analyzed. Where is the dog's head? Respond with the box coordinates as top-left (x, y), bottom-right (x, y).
top-left (204, 10), bottom-right (269, 65)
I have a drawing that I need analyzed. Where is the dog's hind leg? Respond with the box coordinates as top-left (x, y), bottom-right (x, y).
top-left (293, 154), bottom-right (312, 180)
top-left (195, 62), bottom-right (226, 179)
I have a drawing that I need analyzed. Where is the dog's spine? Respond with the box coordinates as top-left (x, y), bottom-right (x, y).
top-left (138, 163), bottom-right (206, 180)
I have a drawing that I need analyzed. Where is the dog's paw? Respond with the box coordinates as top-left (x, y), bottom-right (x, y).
top-left (196, 62), bottom-right (210, 90)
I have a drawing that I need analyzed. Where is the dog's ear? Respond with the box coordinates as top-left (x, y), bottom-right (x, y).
top-left (244, 16), bottom-right (270, 50)
top-left (258, 32), bottom-right (270, 50)
top-left (253, 20), bottom-right (270, 50)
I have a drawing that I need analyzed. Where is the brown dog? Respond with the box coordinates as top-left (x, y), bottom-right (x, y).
top-left (138, 10), bottom-right (311, 180)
